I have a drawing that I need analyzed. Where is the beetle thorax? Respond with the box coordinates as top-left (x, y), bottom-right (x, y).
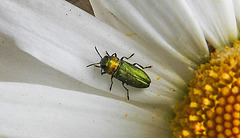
top-left (100, 56), bottom-right (119, 75)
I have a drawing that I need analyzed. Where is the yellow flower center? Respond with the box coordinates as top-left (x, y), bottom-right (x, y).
top-left (171, 40), bottom-right (240, 137)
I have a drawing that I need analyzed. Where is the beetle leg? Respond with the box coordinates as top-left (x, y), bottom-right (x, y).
top-left (112, 53), bottom-right (117, 57)
top-left (121, 53), bottom-right (135, 60)
top-left (94, 64), bottom-right (101, 68)
top-left (86, 63), bottom-right (100, 68)
top-left (109, 75), bottom-right (114, 91)
top-left (122, 82), bottom-right (129, 100)
top-left (105, 51), bottom-right (110, 56)
top-left (133, 63), bottom-right (152, 69)
top-left (101, 69), bottom-right (106, 75)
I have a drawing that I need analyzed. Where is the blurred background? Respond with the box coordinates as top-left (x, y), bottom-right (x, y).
top-left (66, 0), bottom-right (94, 15)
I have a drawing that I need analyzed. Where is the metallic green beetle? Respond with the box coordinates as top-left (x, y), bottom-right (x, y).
top-left (87, 47), bottom-right (151, 100)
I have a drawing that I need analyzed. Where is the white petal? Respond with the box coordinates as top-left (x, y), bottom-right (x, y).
top-left (187, 0), bottom-right (238, 50)
top-left (0, 0), bottom-right (186, 104)
top-left (90, 0), bottom-right (140, 40)
top-left (90, 0), bottom-right (129, 32)
top-left (99, 0), bottom-right (209, 66)
top-left (90, 0), bottom-right (188, 104)
top-left (90, 0), bottom-right (158, 57)
top-left (0, 36), bottom-right (101, 96)
top-left (0, 82), bottom-right (171, 138)
top-left (233, 0), bottom-right (240, 30)
top-left (90, 1), bottom-right (200, 104)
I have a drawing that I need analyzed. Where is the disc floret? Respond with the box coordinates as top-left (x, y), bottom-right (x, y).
top-left (171, 41), bottom-right (240, 137)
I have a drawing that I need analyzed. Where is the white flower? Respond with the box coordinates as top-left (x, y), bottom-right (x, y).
top-left (0, 0), bottom-right (239, 137)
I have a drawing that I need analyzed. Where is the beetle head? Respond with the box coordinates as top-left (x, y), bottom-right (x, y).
top-left (87, 47), bottom-right (118, 75)
top-left (100, 56), bottom-right (109, 70)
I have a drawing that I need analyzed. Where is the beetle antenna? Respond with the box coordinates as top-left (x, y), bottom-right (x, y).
top-left (105, 51), bottom-right (110, 56)
top-left (95, 47), bottom-right (102, 58)
top-left (86, 63), bottom-right (100, 67)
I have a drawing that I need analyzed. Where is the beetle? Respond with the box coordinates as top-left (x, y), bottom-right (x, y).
top-left (87, 47), bottom-right (151, 100)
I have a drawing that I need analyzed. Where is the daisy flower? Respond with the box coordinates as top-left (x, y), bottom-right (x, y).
top-left (0, 0), bottom-right (239, 137)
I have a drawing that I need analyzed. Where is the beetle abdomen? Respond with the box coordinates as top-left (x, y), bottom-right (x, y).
top-left (113, 61), bottom-right (151, 88)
